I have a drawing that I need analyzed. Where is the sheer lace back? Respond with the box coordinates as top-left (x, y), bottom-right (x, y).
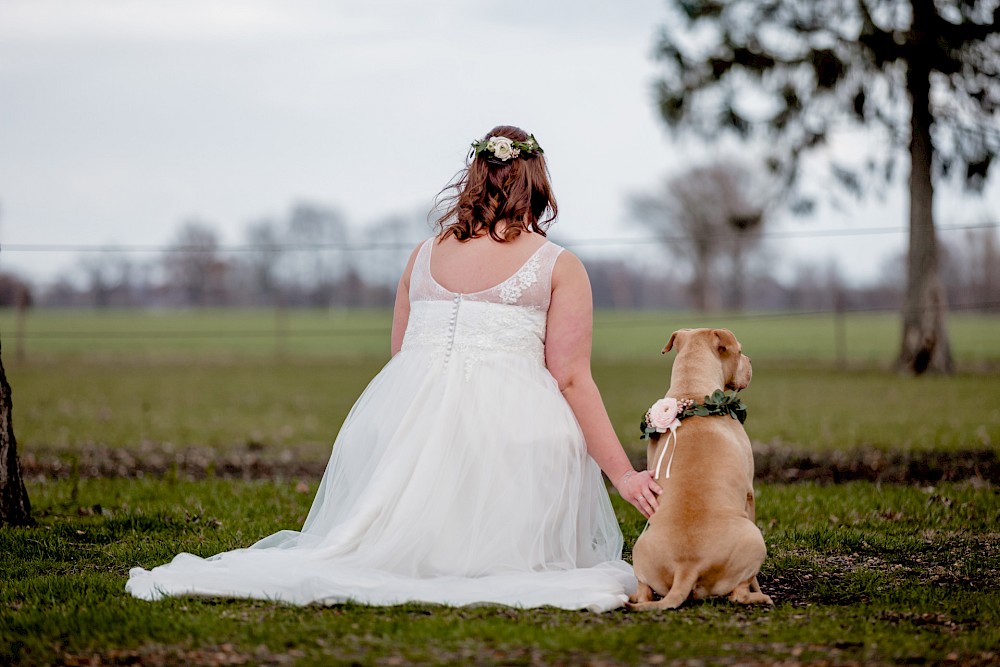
top-left (409, 238), bottom-right (563, 309)
top-left (402, 238), bottom-right (565, 374)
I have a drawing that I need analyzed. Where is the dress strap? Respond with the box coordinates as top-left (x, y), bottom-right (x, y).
top-left (408, 239), bottom-right (449, 303)
top-left (508, 241), bottom-right (563, 310)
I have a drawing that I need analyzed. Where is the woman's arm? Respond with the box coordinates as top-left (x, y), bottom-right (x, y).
top-left (545, 251), bottom-right (662, 518)
top-left (390, 243), bottom-right (423, 356)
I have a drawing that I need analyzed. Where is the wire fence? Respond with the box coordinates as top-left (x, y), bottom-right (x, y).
top-left (1, 221), bottom-right (997, 254)
top-left (1, 223), bottom-right (996, 366)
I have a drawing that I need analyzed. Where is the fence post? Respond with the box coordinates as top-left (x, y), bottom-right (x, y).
top-left (834, 288), bottom-right (846, 370)
top-left (15, 287), bottom-right (28, 363)
top-left (275, 299), bottom-right (288, 359)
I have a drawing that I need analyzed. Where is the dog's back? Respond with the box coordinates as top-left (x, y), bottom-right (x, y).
top-left (629, 329), bottom-right (772, 610)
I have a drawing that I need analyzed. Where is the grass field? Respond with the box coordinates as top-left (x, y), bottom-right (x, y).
top-left (2, 308), bottom-right (999, 457)
top-left (6, 358), bottom-right (999, 461)
top-left (2, 307), bottom-right (1000, 365)
top-left (2, 308), bottom-right (998, 665)
top-left (2, 478), bottom-right (997, 666)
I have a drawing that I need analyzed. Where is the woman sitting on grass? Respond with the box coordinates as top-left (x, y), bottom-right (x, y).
top-left (127, 125), bottom-right (661, 611)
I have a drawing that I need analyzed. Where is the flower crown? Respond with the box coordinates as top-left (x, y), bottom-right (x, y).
top-left (469, 134), bottom-right (543, 163)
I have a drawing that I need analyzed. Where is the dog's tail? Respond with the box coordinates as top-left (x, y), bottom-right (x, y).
top-left (661, 569), bottom-right (699, 609)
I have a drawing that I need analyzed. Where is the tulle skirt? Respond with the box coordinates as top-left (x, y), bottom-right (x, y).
top-left (126, 347), bottom-right (633, 611)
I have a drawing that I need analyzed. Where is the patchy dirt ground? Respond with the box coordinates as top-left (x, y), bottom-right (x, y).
top-left (18, 443), bottom-right (999, 485)
top-left (750, 444), bottom-right (999, 484)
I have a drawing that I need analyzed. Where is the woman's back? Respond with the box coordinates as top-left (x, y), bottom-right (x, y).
top-left (428, 233), bottom-right (550, 295)
top-left (402, 234), bottom-right (564, 375)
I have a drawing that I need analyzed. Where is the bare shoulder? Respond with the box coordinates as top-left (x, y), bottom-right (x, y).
top-left (406, 239), bottom-right (426, 263)
top-left (552, 248), bottom-right (589, 288)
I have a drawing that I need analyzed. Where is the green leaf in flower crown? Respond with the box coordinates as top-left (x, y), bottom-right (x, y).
top-left (694, 406), bottom-right (710, 416)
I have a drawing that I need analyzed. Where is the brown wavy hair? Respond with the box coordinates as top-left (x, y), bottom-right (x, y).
top-left (435, 125), bottom-right (558, 242)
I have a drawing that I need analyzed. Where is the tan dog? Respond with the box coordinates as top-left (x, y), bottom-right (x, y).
top-left (629, 328), bottom-right (772, 609)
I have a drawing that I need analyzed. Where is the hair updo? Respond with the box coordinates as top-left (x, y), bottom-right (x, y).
top-left (435, 125), bottom-right (558, 242)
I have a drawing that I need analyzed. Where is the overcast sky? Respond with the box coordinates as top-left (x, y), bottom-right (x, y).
top-left (1, 0), bottom-right (997, 287)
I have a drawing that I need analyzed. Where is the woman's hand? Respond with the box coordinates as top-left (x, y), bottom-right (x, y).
top-left (616, 470), bottom-right (662, 519)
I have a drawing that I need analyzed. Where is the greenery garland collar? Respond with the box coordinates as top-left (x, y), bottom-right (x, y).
top-left (640, 389), bottom-right (748, 440)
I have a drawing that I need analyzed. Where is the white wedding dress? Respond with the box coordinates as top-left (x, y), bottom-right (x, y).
top-left (126, 239), bottom-right (634, 611)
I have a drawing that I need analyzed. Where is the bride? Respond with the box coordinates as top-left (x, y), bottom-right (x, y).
top-left (126, 125), bottom-right (662, 611)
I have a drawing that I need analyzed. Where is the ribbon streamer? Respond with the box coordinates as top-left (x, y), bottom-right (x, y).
top-left (652, 423), bottom-right (681, 481)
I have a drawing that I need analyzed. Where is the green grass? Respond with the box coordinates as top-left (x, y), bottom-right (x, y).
top-left (603, 361), bottom-right (1000, 454)
top-left (3, 309), bottom-right (999, 664)
top-left (593, 310), bottom-right (1000, 366)
top-left (0, 308), bottom-right (393, 361)
top-left (2, 309), bottom-right (997, 458)
top-left (2, 478), bottom-right (997, 666)
top-left (5, 358), bottom-right (998, 458)
top-left (3, 307), bottom-right (999, 365)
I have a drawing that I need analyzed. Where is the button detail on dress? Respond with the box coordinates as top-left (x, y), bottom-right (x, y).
top-left (443, 294), bottom-right (462, 366)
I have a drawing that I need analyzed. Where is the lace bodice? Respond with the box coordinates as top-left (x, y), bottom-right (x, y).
top-left (401, 238), bottom-right (564, 375)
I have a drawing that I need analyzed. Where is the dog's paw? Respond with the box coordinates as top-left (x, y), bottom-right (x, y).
top-left (729, 589), bottom-right (774, 606)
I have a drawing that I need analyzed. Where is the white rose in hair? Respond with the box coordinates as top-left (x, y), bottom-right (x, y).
top-left (490, 136), bottom-right (515, 161)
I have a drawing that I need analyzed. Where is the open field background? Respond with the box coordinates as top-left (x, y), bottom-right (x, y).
top-left (2, 308), bottom-right (999, 665)
top-left (1, 308), bottom-right (998, 461)
top-left (4, 307), bottom-right (1000, 365)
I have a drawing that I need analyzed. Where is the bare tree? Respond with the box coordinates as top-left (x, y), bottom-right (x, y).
top-left (0, 273), bottom-right (32, 308)
top-left (786, 259), bottom-right (846, 312)
top-left (715, 168), bottom-right (769, 310)
top-left (362, 213), bottom-right (427, 290)
top-left (940, 225), bottom-right (1000, 311)
top-left (162, 220), bottom-right (227, 306)
top-left (0, 339), bottom-right (32, 527)
top-left (286, 203), bottom-right (348, 307)
top-left (631, 162), bottom-right (770, 311)
top-left (78, 252), bottom-right (133, 308)
top-left (243, 219), bottom-right (285, 306)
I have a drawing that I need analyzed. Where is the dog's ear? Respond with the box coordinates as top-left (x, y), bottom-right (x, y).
top-left (713, 328), bottom-right (739, 355)
top-left (662, 330), bottom-right (683, 354)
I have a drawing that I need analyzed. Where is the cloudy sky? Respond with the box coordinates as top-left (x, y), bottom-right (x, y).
top-left (1, 0), bottom-right (997, 287)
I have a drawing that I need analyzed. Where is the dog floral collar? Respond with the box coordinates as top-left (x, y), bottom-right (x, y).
top-left (640, 389), bottom-right (747, 440)
top-left (639, 390), bottom-right (748, 480)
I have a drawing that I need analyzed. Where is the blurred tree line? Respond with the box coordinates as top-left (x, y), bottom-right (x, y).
top-left (0, 199), bottom-right (996, 313)
top-left (16, 203), bottom-right (425, 310)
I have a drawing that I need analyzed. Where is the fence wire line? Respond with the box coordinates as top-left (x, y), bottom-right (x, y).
top-left (4, 302), bottom-right (997, 341)
top-left (1, 222), bottom-right (997, 254)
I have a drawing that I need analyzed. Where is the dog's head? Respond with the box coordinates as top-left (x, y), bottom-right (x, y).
top-left (663, 328), bottom-right (752, 390)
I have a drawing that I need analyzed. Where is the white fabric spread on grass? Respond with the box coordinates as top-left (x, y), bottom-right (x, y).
top-left (126, 239), bottom-right (634, 612)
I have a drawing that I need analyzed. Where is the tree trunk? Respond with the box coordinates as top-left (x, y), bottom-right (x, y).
top-left (0, 340), bottom-right (33, 527)
top-left (896, 23), bottom-right (954, 375)
top-left (728, 240), bottom-right (746, 312)
top-left (692, 246), bottom-right (714, 312)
